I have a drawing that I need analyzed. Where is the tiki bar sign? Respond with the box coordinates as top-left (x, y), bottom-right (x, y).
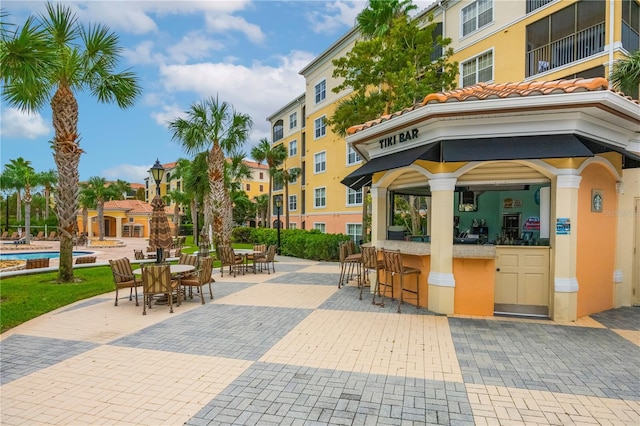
top-left (379, 128), bottom-right (419, 149)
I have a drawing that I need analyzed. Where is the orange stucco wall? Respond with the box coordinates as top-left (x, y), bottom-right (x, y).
top-left (453, 258), bottom-right (496, 316)
top-left (379, 254), bottom-right (430, 308)
top-left (576, 163), bottom-right (617, 317)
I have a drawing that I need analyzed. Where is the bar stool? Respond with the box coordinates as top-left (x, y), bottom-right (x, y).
top-left (338, 241), bottom-right (361, 288)
top-left (381, 249), bottom-right (421, 313)
top-left (361, 245), bottom-right (385, 303)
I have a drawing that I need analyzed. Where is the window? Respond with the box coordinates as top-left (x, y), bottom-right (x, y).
top-left (289, 222), bottom-right (297, 230)
top-left (462, 51), bottom-right (493, 87)
top-left (314, 116), bottom-right (326, 138)
top-left (526, 0), bottom-right (553, 14)
top-left (346, 223), bottom-right (363, 243)
top-left (347, 188), bottom-right (363, 206)
top-left (462, 0), bottom-right (492, 36)
top-left (129, 217), bottom-right (134, 223)
top-left (622, 0), bottom-right (639, 53)
top-left (273, 180), bottom-right (283, 191)
top-left (273, 119), bottom-right (284, 141)
top-left (259, 184), bottom-right (264, 192)
top-left (314, 151), bottom-right (326, 173)
top-left (347, 146), bottom-right (362, 165)
top-left (289, 140), bottom-right (297, 157)
top-left (246, 183), bottom-right (250, 191)
top-left (289, 112), bottom-right (297, 129)
top-left (289, 195), bottom-right (297, 211)
top-left (314, 223), bottom-right (326, 233)
top-left (314, 187), bottom-right (326, 208)
top-left (289, 168), bottom-right (298, 184)
top-left (259, 172), bottom-right (264, 179)
top-left (315, 80), bottom-right (326, 104)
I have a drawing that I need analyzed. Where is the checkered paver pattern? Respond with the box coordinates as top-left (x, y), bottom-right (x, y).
top-left (1, 256), bottom-right (639, 425)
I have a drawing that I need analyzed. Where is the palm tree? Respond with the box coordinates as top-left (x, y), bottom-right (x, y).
top-left (610, 49), bottom-right (640, 98)
top-left (173, 155), bottom-right (209, 244)
top-left (169, 96), bottom-right (252, 249)
top-left (1, 3), bottom-right (141, 282)
top-left (272, 162), bottom-right (301, 230)
top-left (357, 0), bottom-right (417, 38)
top-left (37, 169), bottom-right (57, 220)
top-left (4, 157), bottom-right (31, 223)
top-left (251, 139), bottom-right (286, 227)
top-left (0, 171), bottom-right (16, 232)
top-left (80, 176), bottom-right (121, 240)
top-left (253, 194), bottom-right (269, 228)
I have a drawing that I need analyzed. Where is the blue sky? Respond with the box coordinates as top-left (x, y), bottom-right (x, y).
top-left (1, 0), bottom-right (434, 184)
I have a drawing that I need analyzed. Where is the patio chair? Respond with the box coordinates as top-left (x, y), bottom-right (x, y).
top-left (109, 258), bottom-right (141, 307)
top-left (253, 245), bottom-right (276, 274)
top-left (381, 249), bottom-right (420, 313)
top-left (0, 231), bottom-right (7, 240)
top-left (6, 232), bottom-right (18, 240)
top-left (180, 256), bottom-right (214, 304)
top-left (25, 258), bottom-right (50, 269)
top-left (33, 231), bottom-right (45, 240)
top-left (133, 249), bottom-right (145, 260)
top-left (140, 263), bottom-right (179, 315)
top-left (45, 231), bottom-right (57, 241)
top-left (178, 253), bottom-right (199, 280)
top-left (219, 245), bottom-right (244, 277)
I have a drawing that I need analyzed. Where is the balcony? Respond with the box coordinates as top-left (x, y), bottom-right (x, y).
top-left (526, 22), bottom-right (605, 77)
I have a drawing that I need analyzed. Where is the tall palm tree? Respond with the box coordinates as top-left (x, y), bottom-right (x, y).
top-left (253, 194), bottom-right (269, 228)
top-left (37, 169), bottom-right (57, 220)
top-left (1, 3), bottom-right (141, 282)
top-left (251, 139), bottom-right (286, 227)
top-left (0, 171), bottom-right (16, 232)
top-left (169, 96), bottom-right (252, 249)
top-left (80, 176), bottom-right (121, 240)
top-left (357, 0), bottom-right (417, 38)
top-left (272, 162), bottom-right (301, 230)
top-left (4, 157), bottom-right (31, 223)
top-left (610, 49), bottom-right (640, 98)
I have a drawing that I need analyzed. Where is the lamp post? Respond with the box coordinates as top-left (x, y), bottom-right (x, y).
top-left (150, 159), bottom-right (165, 263)
top-left (275, 196), bottom-right (282, 255)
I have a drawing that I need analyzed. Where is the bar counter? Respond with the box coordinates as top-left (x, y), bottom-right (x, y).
top-left (373, 240), bottom-right (497, 259)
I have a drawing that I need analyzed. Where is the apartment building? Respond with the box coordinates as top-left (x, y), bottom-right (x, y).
top-left (267, 0), bottom-right (638, 244)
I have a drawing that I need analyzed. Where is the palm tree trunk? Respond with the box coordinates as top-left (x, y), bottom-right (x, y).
top-left (173, 203), bottom-right (180, 237)
top-left (97, 201), bottom-right (105, 240)
top-left (267, 177), bottom-right (273, 228)
top-left (190, 199), bottom-right (198, 245)
top-left (24, 185), bottom-right (32, 245)
top-left (207, 144), bottom-right (228, 249)
top-left (16, 191), bottom-right (21, 223)
top-left (52, 84), bottom-right (82, 282)
top-left (82, 206), bottom-right (88, 235)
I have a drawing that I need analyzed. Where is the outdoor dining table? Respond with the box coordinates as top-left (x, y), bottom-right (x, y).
top-left (132, 264), bottom-right (196, 304)
top-left (233, 249), bottom-right (264, 273)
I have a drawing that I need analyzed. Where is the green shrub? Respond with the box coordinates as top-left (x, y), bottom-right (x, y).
top-left (233, 226), bottom-right (350, 261)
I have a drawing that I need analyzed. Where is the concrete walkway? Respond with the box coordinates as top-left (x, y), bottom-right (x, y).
top-left (1, 247), bottom-right (639, 425)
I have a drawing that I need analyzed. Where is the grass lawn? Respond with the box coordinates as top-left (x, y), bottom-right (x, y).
top-left (0, 266), bottom-right (115, 333)
top-left (0, 241), bottom-right (254, 333)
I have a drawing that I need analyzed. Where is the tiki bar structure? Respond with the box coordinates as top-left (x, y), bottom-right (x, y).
top-left (343, 78), bottom-right (640, 322)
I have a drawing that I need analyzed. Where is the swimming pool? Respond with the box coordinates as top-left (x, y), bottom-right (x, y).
top-left (0, 251), bottom-right (95, 261)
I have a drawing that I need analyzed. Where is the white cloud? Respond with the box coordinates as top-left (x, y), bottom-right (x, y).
top-left (102, 164), bottom-right (151, 183)
top-left (307, 1), bottom-right (364, 34)
top-left (166, 32), bottom-right (225, 64)
top-left (73, 2), bottom-right (159, 35)
top-left (122, 40), bottom-right (167, 66)
top-left (204, 13), bottom-right (265, 43)
top-left (0, 108), bottom-right (50, 139)
top-left (150, 103), bottom-right (188, 128)
top-left (158, 50), bottom-right (314, 139)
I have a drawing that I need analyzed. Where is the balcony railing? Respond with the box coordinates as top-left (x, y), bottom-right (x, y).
top-left (526, 22), bottom-right (605, 77)
top-left (526, 0), bottom-right (554, 14)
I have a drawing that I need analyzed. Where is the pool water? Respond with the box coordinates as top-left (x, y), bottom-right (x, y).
top-left (0, 251), bottom-right (95, 261)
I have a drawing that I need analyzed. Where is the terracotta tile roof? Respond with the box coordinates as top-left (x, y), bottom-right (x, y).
top-left (129, 183), bottom-right (145, 189)
top-left (347, 78), bottom-right (638, 135)
top-left (244, 160), bottom-right (268, 169)
top-left (162, 162), bottom-right (177, 169)
top-left (104, 199), bottom-right (153, 214)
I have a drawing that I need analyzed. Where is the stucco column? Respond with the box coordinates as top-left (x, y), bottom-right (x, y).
top-left (427, 176), bottom-right (457, 314)
top-left (553, 173), bottom-right (581, 321)
top-left (115, 217), bottom-right (122, 238)
top-left (370, 186), bottom-right (388, 245)
top-left (88, 217), bottom-right (94, 238)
